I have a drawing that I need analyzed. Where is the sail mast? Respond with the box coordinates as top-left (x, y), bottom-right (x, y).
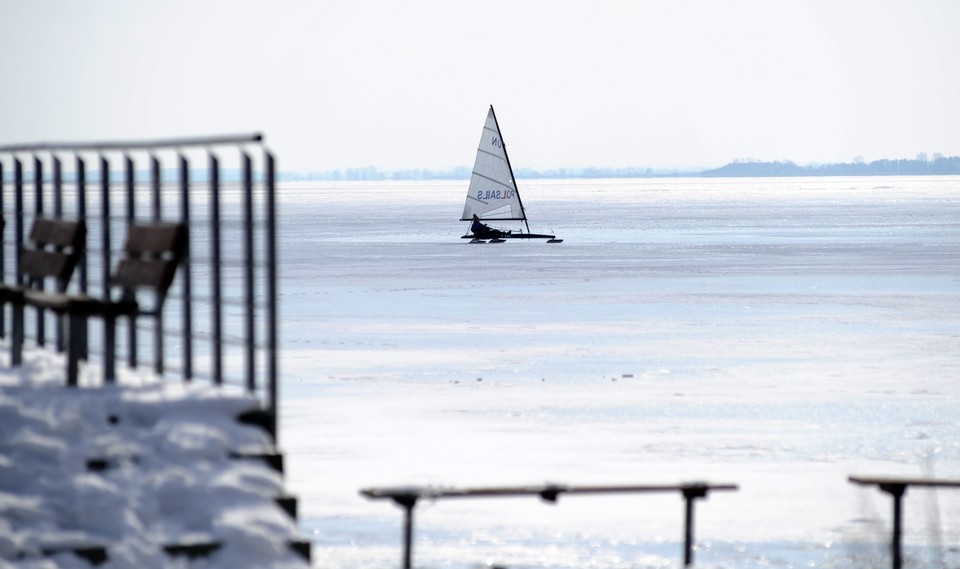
top-left (488, 105), bottom-right (531, 234)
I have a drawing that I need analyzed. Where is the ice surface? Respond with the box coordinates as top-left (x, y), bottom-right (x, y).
top-left (277, 177), bottom-right (960, 568)
top-left (2, 176), bottom-right (957, 568)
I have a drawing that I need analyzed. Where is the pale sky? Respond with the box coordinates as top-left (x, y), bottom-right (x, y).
top-left (2, 0), bottom-right (958, 171)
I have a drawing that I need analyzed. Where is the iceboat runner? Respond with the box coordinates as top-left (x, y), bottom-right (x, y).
top-left (461, 105), bottom-right (562, 243)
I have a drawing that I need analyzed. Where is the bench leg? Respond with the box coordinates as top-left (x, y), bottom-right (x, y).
top-left (77, 315), bottom-right (89, 361)
top-left (12, 302), bottom-right (24, 367)
top-left (155, 313), bottom-right (164, 375)
top-left (104, 316), bottom-right (117, 384)
top-left (128, 314), bottom-right (138, 369)
top-left (55, 313), bottom-right (66, 353)
top-left (67, 315), bottom-right (83, 387)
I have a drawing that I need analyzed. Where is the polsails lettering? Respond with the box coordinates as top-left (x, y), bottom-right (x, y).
top-left (476, 189), bottom-right (514, 200)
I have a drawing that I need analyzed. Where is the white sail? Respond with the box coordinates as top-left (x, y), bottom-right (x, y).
top-left (461, 106), bottom-right (526, 221)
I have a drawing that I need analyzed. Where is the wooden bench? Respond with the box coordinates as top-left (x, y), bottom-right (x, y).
top-left (0, 217), bottom-right (86, 366)
top-left (8, 221), bottom-right (187, 386)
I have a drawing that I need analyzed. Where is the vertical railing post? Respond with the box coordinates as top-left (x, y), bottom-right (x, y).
top-left (76, 156), bottom-right (88, 294)
top-left (0, 160), bottom-right (5, 338)
top-left (53, 156), bottom-right (63, 217)
top-left (101, 155), bottom-right (116, 383)
top-left (11, 159), bottom-right (24, 364)
top-left (52, 156), bottom-right (65, 351)
top-left (14, 159), bottom-right (24, 283)
top-left (150, 154), bottom-right (164, 374)
top-left (76, 155), bottom-right (89, 361)
top-left (34, 156), bottom-right (45, 346)
top-left (151, 155), bottom-right (161, 221)
top-left (242, 152), bottom-right (255, 392)
top-left (125, 155), bottom-right (138, 368)
top-left (179, 153), bottom-right (192, 379)
top-left (210, 153), bottom-right (223, 384)
top-left (265, 151), bottom-right (278, 438)
top-left (100, 156), bottom-right (112, 295)
top-left (34, 156), bottom-right (44, 213)
top-left (124, 155), bottom-right (135, 222)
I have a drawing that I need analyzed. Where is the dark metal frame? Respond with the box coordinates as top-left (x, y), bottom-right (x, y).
top-left (849, 476), bottom-right (960, 569)
top-left (1, 133), bottom-right (279, 437)
top-left (361, 481), bottom-right (738, 568)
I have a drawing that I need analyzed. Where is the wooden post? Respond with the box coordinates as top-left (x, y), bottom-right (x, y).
top-left (849, 476), bottom-right (960, 569)
top-left (879, 483), bottom-right (907, 569)
top-left (682, 484), bottom-right (708, 566)
top-left (392, 493), bottom-right (418, 569)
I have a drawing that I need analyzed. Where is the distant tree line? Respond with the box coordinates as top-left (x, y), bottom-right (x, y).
top-left (278, 154), bottom-right (960, 181)
top-left (699, 154), bottom-right (960, 177)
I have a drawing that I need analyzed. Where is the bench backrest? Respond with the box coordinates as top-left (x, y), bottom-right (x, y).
top-left (112, 223), bottom-right (188, 308)
top-left (20, 218), bottom-right (86, 292)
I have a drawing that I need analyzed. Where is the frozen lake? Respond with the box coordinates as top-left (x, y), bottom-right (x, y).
top-left (276, 177), bottom-right (960, 568)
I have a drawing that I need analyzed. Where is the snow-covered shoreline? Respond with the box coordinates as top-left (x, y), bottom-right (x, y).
top-left (0, 348), bottom-right (309, 568)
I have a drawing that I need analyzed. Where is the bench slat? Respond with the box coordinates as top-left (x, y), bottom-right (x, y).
top-left (21, 249), bottom-right (73, 281)
top-left (125, 223), bottom-right (186, 256)
top-left (29, 217), bottom-right (84, 249)
top-left (113, 258), bottom-right (178, 290)
top-left (22, 289), bottom-right (137, 316)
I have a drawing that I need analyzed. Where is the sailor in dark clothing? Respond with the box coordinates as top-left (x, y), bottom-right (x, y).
top-left (470, 214), bottom-right (510, 239)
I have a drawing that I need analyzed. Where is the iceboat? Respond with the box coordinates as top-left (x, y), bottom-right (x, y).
top-left (461, 105), bottom-right (562, 243)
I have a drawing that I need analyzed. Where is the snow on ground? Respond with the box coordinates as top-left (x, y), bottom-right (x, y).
top-left (0, 348), bottom-right (309, 568)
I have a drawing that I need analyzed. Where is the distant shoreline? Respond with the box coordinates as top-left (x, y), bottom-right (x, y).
top-left (13, 157), bottom-right (956, 184)
top-left (282, 155), bottom-right (960, 181)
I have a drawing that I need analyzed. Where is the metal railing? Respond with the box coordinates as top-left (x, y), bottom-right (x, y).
top-left (362, 481), bottom-right (739, 568)
top-left (849, 475), bottom-right (960, 569)
top-left (0, 133), bottom-right (279, 436)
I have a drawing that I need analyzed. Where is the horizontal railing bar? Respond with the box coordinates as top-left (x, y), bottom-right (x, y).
top-left (849, 476), bottom-right (960, 488)
top-left (365, 480), bottom-right (738, 569)
top-left (362, 482), bottom-right (739, 501)
top-left (0, 133), bottom-right (263, 153)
